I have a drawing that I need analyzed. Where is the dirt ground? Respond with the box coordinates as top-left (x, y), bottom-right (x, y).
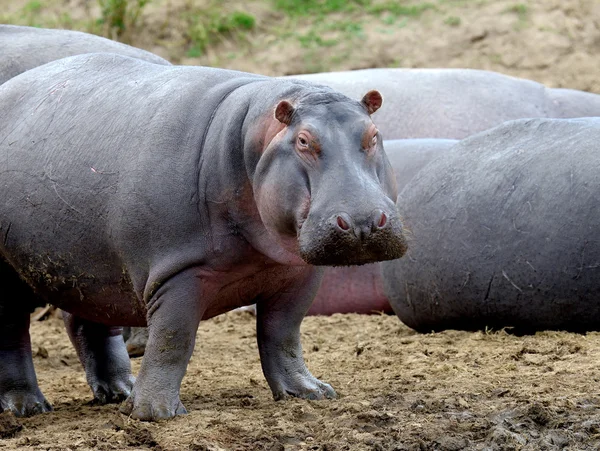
top-left (2, 312), bottom-right (600, 450)
top-left (2, 0), bottom-right (600, 449)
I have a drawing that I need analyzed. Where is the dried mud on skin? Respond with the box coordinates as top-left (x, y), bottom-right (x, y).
top-left (2, 313), bottom-right (600, 450)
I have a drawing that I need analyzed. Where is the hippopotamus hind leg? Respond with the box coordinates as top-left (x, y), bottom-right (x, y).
top-left (256, 268), bottom-right (337, 401)
top-left (0, 260), bottom-right (52, 416)
top-left (62, 312), bottom-right (135, 404)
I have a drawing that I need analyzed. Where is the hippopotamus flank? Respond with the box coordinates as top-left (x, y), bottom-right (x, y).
top-left (0, 53), bottom-right (406, 420)
top-left (0, 24), bottom-right (170, 86)
top-left (382, 117), bottom-right (600, 333)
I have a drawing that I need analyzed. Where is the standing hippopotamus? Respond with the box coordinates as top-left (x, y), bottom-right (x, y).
top-left (382, 117), bottom-right (600, 333)
top-left (122, 138), bottom-right (458, 358)
top-left (287, 68), bottom-right (600, 139)
top-left (0, 25), bottom-right (170, 85)
top-left (0, 53), bottom-right (406, 419)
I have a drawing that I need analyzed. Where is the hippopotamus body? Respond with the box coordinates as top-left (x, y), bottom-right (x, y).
top-left (0, 53), bottom-right (406, 419)
top-left (0, 24), bottom-right (170, 85)
top-left (382, 117), bottom-right (600, 333)
top-left (288, 69), bottom-right (600, 139)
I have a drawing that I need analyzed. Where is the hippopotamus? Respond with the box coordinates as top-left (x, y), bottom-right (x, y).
top-left (287, 69), bottom-right (600, 139)
top-left (0, 24), bottom-right (170, 85)
top-left (382, 117), bottom-right (600, 333)
top-left (121, 138), bottom-right (458, 357)
top-left (0, 52), bottom-right (407, 420)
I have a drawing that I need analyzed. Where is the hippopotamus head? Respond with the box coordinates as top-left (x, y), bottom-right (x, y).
top-left (252, 87), bottom-right (407, 266)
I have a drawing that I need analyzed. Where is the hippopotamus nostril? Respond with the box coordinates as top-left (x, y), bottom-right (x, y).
top-left (376, 211), bottom-right (387, 229)
top-left (336, 214), bottom-right (351, 232)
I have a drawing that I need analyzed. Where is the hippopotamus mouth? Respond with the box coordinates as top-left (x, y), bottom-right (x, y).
top-left (297, 209), bottom-right (408, 266)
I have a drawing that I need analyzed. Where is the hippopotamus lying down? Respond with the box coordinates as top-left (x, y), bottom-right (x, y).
top-left (0, 53), bottom-right (407, 420)
top-left (0, 24), bottom-right (170, 85)
top-left (382, 117), bottom-right (600, 333)
top-left (287, 69), bottom-right (600, 139)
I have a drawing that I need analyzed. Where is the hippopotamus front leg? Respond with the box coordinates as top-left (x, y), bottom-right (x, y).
top-left (120, 267), bottom-right (205, 421)
top-left (256, 267), bottom-right (336, 401)
top-left (62, 312), bottom-right (134, 404)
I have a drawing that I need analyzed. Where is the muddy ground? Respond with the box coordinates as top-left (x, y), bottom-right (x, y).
top-left (2, 0), bottom-right (600, 449)
top-left (2, 313), bottom-right (600, 450)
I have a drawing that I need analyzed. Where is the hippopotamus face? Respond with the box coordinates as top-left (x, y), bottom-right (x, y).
top-left (253, 90), bottom-right (407, 266)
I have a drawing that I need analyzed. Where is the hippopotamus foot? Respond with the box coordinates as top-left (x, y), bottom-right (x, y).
top-left (0, 309), bottom-right (52, 417)
top-left (124, 326), bottom-right (148, 357)
top-left (119, 389), bottom-right (187, 420)
top-left (256, 268), bottom-right (337, 402)
top-left (120, 268), bottom-right (203, 421)
top-left (270, 370), bottom-right (336, 401)
top-left (62, 312), bottom-right (134, 404)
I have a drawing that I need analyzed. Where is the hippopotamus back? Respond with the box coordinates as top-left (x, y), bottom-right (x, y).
top-left (0, 24), bottom-right (170, 85)
top-left (382, 117), bottom-right (600, 333)
top-left (288, 69), bottom-right (600, 139)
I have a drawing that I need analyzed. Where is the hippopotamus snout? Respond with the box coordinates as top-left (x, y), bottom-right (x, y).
top-left (299, 200), bottom-right (407, 267)
top-left (334, 209), bottom-right (388, 239)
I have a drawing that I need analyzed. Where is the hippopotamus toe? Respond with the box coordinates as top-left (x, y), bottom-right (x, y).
top-left (120, 393), bottom-right (187, 421)
top-left (92, 375), bottom-right (135, 405)
top-left (1, 391), bottom-right (52, 417)
top-left (272, 376), bottom-right (337, 401)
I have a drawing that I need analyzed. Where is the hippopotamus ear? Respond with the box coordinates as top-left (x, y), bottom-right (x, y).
top-left (361, 90), bottom-right (383, 115)
top-left (275, 100), bottom-right (295, 125)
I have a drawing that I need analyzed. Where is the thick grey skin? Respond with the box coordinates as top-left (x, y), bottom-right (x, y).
top-left (0, 24), bottom-right (170, 85)
top-left (382, 117), bottom-right (600, 333)
top-left (122, 138), bottom-right (459, 357)
top-left (0, 53), bottom-right (405, 420)
top-left (0, 23), bottom-right (171, 410)
top-left (287, 69), bottom-right (600, 139)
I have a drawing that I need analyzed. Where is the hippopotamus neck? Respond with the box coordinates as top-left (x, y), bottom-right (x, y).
top-left (198, 79), bottom-right (318, 266)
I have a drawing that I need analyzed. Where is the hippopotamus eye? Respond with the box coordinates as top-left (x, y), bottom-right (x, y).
top-left (297, 134), bottom-right (310, 149)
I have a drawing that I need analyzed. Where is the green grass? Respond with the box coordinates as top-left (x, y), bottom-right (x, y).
top-left (273, 0), bottom-right (368, 17)
top-left (97, 0), bottom-right (150, 37)
top-left (444, 15), bottom-right (461, 26)
top-left (186, 10), bottom-right (256, 58)
top-left (367, 2), bottom-right (435, 17)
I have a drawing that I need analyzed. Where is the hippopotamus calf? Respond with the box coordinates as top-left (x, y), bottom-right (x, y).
top-left (382, 117), bottom-right (600, 333)
top-left (287, 69), bottom-right (600, 139)
top-left (0, 53), bottom-right (406, 420)
top-left (0, 24), bottom-right (170, 85)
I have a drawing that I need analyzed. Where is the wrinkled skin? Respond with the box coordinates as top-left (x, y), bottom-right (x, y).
top-left (287, 68), bottom-right (600, 139)
top-left (382, 118), bottom-right (600, 333)
top-left (123, 138), bottom-right (457, 355)
top-left (0, 24), bottom-right (170, 86)
top-left (0, 53), bottom-right (406, 420)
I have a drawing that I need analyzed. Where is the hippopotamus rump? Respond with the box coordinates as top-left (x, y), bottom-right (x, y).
top-left (382, 117), bottom-right (600, 333)
top-left (0, 53), bottom-right (406, 420)
top-left (308, 139), bottom-right (458, 316)
top-left (287, 69), bottom-right (600, 139)
top-left (0, 24), bottom-right (170, 85)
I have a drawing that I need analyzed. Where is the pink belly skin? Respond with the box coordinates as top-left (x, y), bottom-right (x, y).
top-left (307, 264), bottom-right (392, 315)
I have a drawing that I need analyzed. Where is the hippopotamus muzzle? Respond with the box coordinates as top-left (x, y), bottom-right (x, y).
top-left (298, 202), bottom-right (407, 266)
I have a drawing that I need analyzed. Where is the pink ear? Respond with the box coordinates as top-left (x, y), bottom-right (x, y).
top-left (361, 90), bottom-right (383, 115)
top-left (275, 100), bottom-right (295, 125)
